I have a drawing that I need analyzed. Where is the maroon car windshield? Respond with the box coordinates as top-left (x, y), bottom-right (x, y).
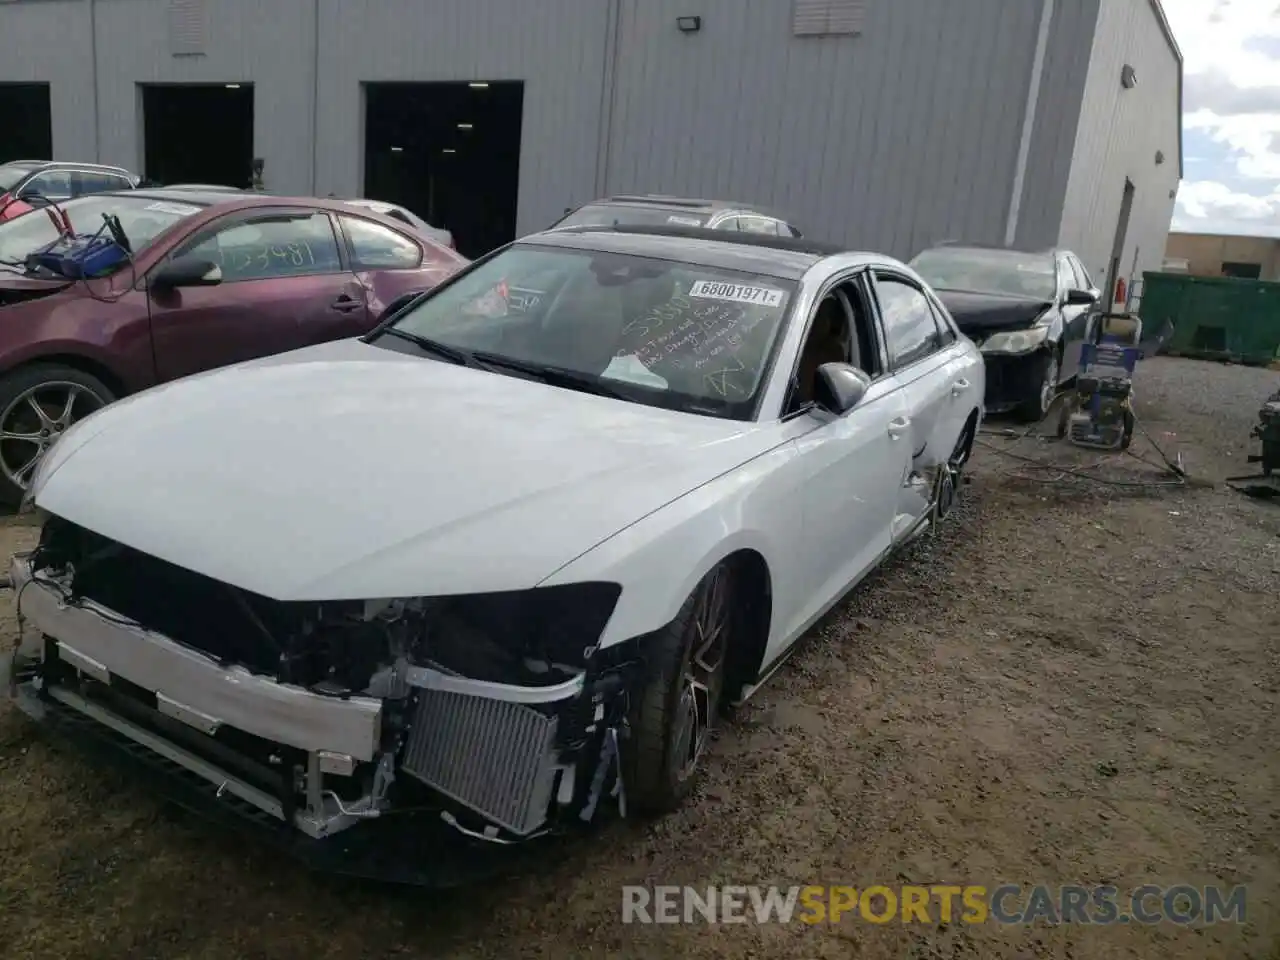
top-left (0, 194), bottom-right (204, 265)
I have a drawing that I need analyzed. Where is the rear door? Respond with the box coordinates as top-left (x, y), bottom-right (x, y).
top-left (148, 207), bottom-right (370, 380)
top-left (869, 269), bottom-right (962, 541)
top-left (335, 212), bottom-right (462, 324)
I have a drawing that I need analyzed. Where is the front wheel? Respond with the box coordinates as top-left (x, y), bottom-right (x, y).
top-left (623, 563), bottom-right (734, 814)
top-left (0, 364), bottom-right (115, 506)
top-left (1013, 348), bottom-right (1061, 424)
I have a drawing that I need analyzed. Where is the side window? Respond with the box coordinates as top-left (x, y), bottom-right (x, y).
top-left (339, 215), bottom-right (423, 269)
top-left (924, 292), bottom-right (958, 346)
top-left (717, 217), bottom-right (743, 232)
top-left (739, 216), bottom-right (780, 236)
top-left (22, 170), bottom-right (73, 201)
top-left (873, 273), bottom-right (942, 369)
top-left (75, 172), bottom-right (121, 195)
top-left (173, 211), bottom-right (343, 281)
top-left (1055, 257), bottom-right (1074, 297)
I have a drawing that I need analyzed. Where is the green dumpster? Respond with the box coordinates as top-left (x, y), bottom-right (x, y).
top-left (1140, 272), bottom-right (1280, 365)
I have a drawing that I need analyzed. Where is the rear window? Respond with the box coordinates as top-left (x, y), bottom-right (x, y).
top-left (555, 203), bottom-right (707, 230)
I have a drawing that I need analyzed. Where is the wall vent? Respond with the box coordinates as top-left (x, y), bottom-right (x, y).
top-left (793, 0), bottom-right (866, 37)
top-left (168, 0), bottom-right (206, 56)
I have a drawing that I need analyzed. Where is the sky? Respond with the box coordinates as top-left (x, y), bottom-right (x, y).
top-left (1167, 0), bottom-right (1280, 235)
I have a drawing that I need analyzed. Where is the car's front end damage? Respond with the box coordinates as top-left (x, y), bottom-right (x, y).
top-left (4, 514), bottom-right (645, 883)
top-left (937, 290), bottom-right (1058, 414)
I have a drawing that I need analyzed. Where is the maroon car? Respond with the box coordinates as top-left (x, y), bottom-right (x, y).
top-left (0, 189), bottom-right (466, 503)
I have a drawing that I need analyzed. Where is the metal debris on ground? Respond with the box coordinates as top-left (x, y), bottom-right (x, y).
top-left (1224, 388), bottom-right (1280, 501)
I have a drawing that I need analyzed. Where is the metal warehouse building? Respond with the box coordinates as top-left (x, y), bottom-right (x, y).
top-left (1, 0), bottom-right (1181, 284)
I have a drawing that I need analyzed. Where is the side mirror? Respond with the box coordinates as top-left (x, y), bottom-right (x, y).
top-left (1065, 288), bottom-right (1099, 306)
top-left (152, 257), bottom-right (222, 289)
top-left (813, 362), bottom-right (871, 415)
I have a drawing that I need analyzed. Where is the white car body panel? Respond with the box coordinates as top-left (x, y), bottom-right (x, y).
top-left (32, 338), bottom-right (795, 601)
top-left (29, 245), bottom-right (985, 685)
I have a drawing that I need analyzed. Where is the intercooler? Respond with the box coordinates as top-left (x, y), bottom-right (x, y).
top-left (400, 687), bottom-right (561, 836)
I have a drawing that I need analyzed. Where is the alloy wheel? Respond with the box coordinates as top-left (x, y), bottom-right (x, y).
top-left (0, 382), bottom-right (106, 492)
top-left (671, 565), bottom-right (731, 783)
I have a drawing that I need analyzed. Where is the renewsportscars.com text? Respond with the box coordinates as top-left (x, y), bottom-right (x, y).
top-left (621, 884), bottom-right (1247, 926)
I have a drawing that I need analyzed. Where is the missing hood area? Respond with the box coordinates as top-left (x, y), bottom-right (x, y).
top-left (6, 515), bottom-right (646, 873)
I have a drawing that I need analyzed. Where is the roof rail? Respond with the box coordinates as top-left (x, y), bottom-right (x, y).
top-left (606, 194), bottom-right (711, 208)
top-left (559, 221), bottom-right (847, 257)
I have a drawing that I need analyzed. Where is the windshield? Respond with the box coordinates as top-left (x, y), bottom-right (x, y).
top-left (379, 244), bottom-right (796, 419)
top-left (555, 203), bottom-right (709, 230)
top-left (910, 247), bottom-right (1057, 300)
top-left (0, 164), bottom-right (33, 193)
top-left (0, 194), bottom-right (203, 266)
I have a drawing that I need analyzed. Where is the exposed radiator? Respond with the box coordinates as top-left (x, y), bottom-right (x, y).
top-left (400, 688), bottom-right (560, 836)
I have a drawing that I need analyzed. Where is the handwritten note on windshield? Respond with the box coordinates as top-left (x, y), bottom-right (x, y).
top-left (622, 285), bottom-right (775, 400)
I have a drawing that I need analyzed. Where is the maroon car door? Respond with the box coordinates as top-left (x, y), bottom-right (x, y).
top-left (147, 207), bottom-right (371, 381)
top-left (335, 212), bottom-right (465, 322)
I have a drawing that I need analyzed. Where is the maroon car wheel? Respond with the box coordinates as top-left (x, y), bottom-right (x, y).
top-left (0, 364), bottom-right (114, 505)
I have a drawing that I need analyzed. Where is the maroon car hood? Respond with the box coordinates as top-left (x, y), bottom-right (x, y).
top-left (0, 272), bottom-right (74, 308)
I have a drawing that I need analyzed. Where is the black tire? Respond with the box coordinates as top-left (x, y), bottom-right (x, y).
top-left (1013, 347), bottom-right (1061, 424)
top-left (624, 563), bottom-right (734, 814)
top-left (0, 363), bottom-right (116, 507)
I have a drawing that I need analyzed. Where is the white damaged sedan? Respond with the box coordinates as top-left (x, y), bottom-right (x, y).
top-left (6, 223), bottom-right (984, 881)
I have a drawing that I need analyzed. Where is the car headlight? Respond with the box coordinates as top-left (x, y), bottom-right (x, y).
top-left (980, 325), bottom-right (1050, 355)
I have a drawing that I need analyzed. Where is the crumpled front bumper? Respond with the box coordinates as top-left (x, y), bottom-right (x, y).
top-left (2, 554), bottom-right (606, 885)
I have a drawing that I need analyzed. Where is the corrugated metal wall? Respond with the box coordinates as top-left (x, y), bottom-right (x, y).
top-left (0, 0), bottom-right (1180, 264)
top-left (602, 0), bottom-right (1042, 257)
top-left (1012, 0), bottom-right (1100, 251)
top-left (0, 0), bottom-right (96, 160)
top-left (1057, 0), bottom-right (1182, 289)
top-left (313, 0), bottom-right (611, 236)
top-left (91, 0), bottom-right (318, 189)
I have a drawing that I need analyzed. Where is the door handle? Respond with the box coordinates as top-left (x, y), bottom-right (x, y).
top-left (331, 294), bottom-right (362, 312)
top-left (887, 416), bottom-right (911, 439)
top-left (951, 378), bottom-right (970, 397)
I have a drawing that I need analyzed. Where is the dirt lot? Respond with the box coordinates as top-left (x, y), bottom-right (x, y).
top-left (0, 356), bottom-right (1277, 960)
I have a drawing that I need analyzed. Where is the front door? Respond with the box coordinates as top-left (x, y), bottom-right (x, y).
top-left (770, 278), bottom-right (910, 658)
top-left (149, 208), bottom-right (371, 381)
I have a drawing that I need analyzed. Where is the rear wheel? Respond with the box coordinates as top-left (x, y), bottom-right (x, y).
top-left (0, 364), bottom-right (115, 506)
top-left (624, 563), bottom-right (734, 813)
top-left (934, 416), bottom-right (975, 523)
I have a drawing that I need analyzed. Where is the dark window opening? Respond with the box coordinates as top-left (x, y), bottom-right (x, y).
top-left (0, 83), bottom-right (52, 163)
top-left (1221, 261), bottom-right (1262, 280)
top-left (363, 81), bottom-right (524, 259)
top-left (142, 83), bottom-right (254, 189)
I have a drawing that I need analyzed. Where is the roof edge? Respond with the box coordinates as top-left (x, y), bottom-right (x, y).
top-left (1146, 0), bottom-right (1184, 179)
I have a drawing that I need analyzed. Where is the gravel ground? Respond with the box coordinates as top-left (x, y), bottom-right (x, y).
top-left (0, 356), bottom-right (1277, 960)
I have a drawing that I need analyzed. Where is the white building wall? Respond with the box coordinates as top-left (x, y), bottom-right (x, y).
top-left (1058, 0), bottom-right (1182, 290)
top-left (0, 0), bottom-right (1182, 263)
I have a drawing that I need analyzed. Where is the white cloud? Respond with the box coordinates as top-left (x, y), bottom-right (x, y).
top-left (1177, 180), bottom-right (1280, 221)
top-left (1164, 0), bottom-right (1280, 232)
